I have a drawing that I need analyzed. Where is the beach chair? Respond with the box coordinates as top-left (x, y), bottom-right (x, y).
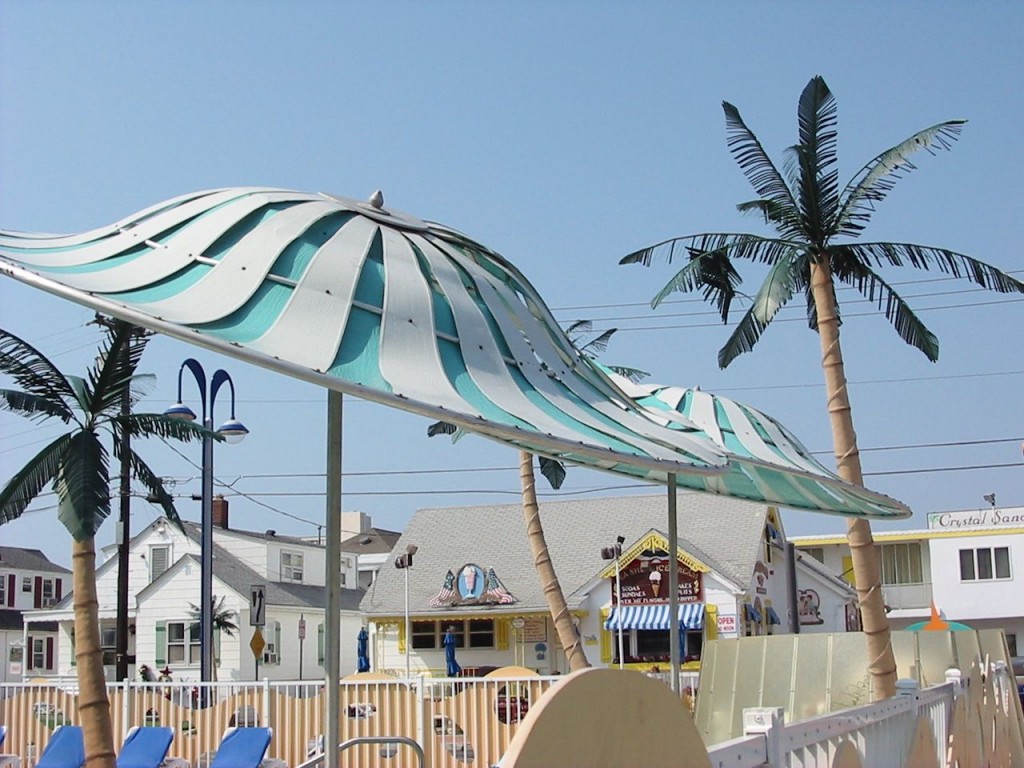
top-left (117, 727), bottom-right (187, 768)
top-left (0, 725), bottom-right (23, 768)
top-left (36, 726), bottom-right (84, 768)
top-left (208, 728), bottom-right (284, 768)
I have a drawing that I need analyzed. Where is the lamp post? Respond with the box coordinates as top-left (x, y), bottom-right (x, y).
top-left (165, 358), bottom-right (248, 683)
top-left (601, 536), bottom-right (626, 669)
top-left (394, 544), bottom-right (418, 679)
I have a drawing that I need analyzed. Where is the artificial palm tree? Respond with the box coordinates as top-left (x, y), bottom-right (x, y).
top-left (0, 321), bottom-right (210, 768)
top-left (621, 75), bottom-right (1024, 699)
top-left (188, 595), bottom-right (239, 681)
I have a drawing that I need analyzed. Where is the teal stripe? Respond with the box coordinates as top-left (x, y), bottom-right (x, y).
top-left (437, 338), bottom-right (530, 429)
top-left (271, 211), bottom-right (355, 281)
top-left (352, 230), bottom-right (385, 308)
top-left (329, 306), bottom-right (390, 391)
top-left (204, 204), bottom-right (294, 261)
top-left (107, 262), bottom-right (212, 303)
top-left (195, 282), bottom-right (293, 342)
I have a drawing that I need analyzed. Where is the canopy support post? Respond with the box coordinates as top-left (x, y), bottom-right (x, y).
top-left (667, 474), bottom-right (680, 694)
top-left (324, 391), bottom-right (343, 768)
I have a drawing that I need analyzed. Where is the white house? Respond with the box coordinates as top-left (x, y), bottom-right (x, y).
top-left (0, 547), bottom-right (70, 682)
top-left (360, 493), bottom-right (857, 676)
top-left (791, 503), bottom-right (1024, 656)
top-left (22, 497), bottom-right (367, 682)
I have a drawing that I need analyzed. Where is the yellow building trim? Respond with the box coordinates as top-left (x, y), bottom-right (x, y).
top-left (599, 607), bottom-right (612, 664)
top-left (705, 603), bottom-right (718, 640)
top-left (496, 618), bottom-right (509, 651)
top-left (598, 531), bottom-right (709, 579)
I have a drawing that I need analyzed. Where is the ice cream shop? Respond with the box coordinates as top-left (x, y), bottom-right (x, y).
top-left (360, 494), bottom-right (860, 675)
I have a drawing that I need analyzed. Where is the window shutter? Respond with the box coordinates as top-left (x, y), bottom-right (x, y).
top-left (34, 576), bottom-right (43, 608)
top-left (151, 547), bottom-right (170, 581)
top-left (155, 622), bottom-right (167, 666)
top-left (46, 638), bottom-right (54, 669)
top-left (214, 627), bottom-right (222, 664)
top-left (274, 621), bottom-right (281, 663)
top-left (397, 621), bottom-right (406, 654)
top-left (496, 618), bottom-right (509, 651)
top-left (317, 624), bottom-right (325, 666)
top-left (54, 579), bottom-right (63, 602)
top-left (7, 575), bottom-right (14, 607)
top-left (704, 603), bottom-right (718, 640)
top-left (599, 609), bottom-right (612, 664)
top-left (26, 636), bottom-right (34, 670)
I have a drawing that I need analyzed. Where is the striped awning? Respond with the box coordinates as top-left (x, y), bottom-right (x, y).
top-left (0, 188), bottom-right (909, 518)
top-left (604, 603), bottom-right (705, 631)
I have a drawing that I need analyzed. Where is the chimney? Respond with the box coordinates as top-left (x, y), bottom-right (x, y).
top-left (212, 495), bottom-right (229, 529)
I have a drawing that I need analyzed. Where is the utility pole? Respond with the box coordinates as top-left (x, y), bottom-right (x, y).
top-left (93, 315), bottom-right (148, 682)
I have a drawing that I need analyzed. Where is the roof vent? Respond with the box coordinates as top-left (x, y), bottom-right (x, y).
top-left (266, 529), bottom-right (276, 537)
top-left (360, 536), bottom-right (373, 545)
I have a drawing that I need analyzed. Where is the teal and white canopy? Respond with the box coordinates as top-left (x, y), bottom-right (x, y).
top-left (0, 187), bottom-right (909, 518)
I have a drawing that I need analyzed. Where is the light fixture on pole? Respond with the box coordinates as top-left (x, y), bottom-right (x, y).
top-left (394, 544), bottom-right (417, 679)
top-left (165, 358), bottom-right (248, 683)
top-left (601, 535), bottom-right (626, 669)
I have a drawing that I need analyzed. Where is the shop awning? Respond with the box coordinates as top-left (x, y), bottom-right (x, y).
top-left (604, 603), bottom-right (704, 631)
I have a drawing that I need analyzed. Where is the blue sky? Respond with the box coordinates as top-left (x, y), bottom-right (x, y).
top-left (1, 2), bottom-right (1022, 568)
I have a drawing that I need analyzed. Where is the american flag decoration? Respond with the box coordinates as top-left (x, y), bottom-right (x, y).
top-left (429, 570), bottom-right (457, 607)
top-left (483, 568), bottom-right (517, 605)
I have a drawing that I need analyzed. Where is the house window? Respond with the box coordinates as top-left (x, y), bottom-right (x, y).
top-left (467, 619), bottom-right (494, 648)
top-left (167, 621), bottom-right (201, 665)
top-left (101, 626), bottom-right (117, 666)
top-left (959, 547), bottom-right (1011, 581)
top-left (40, 579), bottom-right (57, 607)
top-left (281, 552), bottom-right (304, 582)
top-left (880, 543), bottom-right (924, 585)
top-left (0, 575), bottom-right (6, 605)
top-left (263, 621), bottom-right (280, 665)
top-left (23, 577), bottom-right (32, 592)
top-left (32, 638), bottom-right (46, 669)
top-left (1007, 633), bottom-right (1018, 658)
top-left (803, 547), bottom-right (825, 564)
top-left (411, 621), bottom-right (438, 650)
top-left (150, 545), bottom-right (171, 581)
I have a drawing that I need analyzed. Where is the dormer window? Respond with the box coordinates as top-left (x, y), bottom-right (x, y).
top-left (150, 545), bottom-right (171, 582)
top-left (281, 551), bottom-right (304, 583)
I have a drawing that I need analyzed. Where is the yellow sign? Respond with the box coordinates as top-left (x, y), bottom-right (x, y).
top-left (249, 628), bottom-right (266, 659)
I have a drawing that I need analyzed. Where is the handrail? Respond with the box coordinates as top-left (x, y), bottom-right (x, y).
top-left (294, 737), bottom-right (424, 768)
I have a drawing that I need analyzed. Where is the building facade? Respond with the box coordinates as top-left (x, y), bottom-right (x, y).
top-left (21, 498), bottom-right (367, 682)
top-left (0, 547), bottom-right (70, 682)
top-left (360, 494), bottom-right (858, 676)
top-left (791, 504), bottom-right (1024, 656)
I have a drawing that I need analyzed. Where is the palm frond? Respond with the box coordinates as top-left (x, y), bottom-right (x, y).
top-left (650, 247), bottom-right (743, 320)
top-left (537, 456), bottom-right (566, 490)
top-left (563, 320), bottom-right (593, 338)
top-left (0, 433), bottom-right (73, 525)
top-left (718, 253), bottom-right (803, 367)
top-left (123, 447), bottom-right (184, 532)
top-left (723, 101), bottom-right (800, 226)
top-left (735, 199), bottom-right (801, 235)
top-left (620, 237), bottom-right (692, 267)
top-left (794, 76), bottom-right (841, 241)
top-left (606, 364), bottom-right (650, 383)
top-left (87, 321), bottom-right (149, 417)
top-left (54, 430), bottom-right (111, 541)
top-left (841, 242), bottom-right (1024, 293)
top-left (427, 420), bottom-right (459, 438)
top-left (124, 413), bottom-right (220, 443)
top-left (0, 329), bottom-right (76, 415)
top-left (835, 120), bottom-right (966, 238)
top-left (832, 251), bottom-right (940, 360)
top-left (0, 389), bottom-right (76, 424)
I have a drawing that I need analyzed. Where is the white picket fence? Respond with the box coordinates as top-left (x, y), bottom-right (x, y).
top-left (1, 668), bottom-right (1020, 767)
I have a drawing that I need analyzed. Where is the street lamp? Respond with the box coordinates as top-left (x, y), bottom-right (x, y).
top-left (601, 535), bottom-right (626, 669)
top-left (394, 544), bottom-right (418, 679)
top-left (165, 358), bottom-right (248, 683)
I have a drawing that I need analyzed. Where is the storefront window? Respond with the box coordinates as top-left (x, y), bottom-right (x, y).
top-left (411, 619), bottom-right (496, 650)
top-left (412, 621), bottom-right (439, 650)
top-left (467, 619), bottom-right (494, 648)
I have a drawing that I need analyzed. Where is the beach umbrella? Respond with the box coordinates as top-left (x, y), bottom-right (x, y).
top-left (443, 626), bottom-right (462, 678)
top-left (357, 627), bottom-right (370, 673)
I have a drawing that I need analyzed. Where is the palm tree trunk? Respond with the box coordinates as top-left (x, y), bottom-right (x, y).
top-left (809, 259), bottom-right (897, 701)
top-left (519, 451), bottom-right (590, 672)
top-left (72, 537), bottom-right (116, 768)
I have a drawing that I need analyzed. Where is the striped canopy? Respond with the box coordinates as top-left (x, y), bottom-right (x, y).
top-left (0, 187), bottom-right (908, 518)
top-left (606, 372), bottom-right (903, 518)
top-left (604, 603), bottom-right (705, 631)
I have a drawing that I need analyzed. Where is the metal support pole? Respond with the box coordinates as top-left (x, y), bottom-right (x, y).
top-left (115, 381), bottom-right (132, 682)
top-left (324, 391), bottom-right (343, 768)
top-left (404, 567), bottom-right (411, 679)
top-left (200, 420), bottom-right (214, 684)
top-left (615, 557), bottom-right (624, 669)
top-left (667, 474), bottom-right (680, 694)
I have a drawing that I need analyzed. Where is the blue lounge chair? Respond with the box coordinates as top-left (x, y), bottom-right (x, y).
top-left (0, 725), bottom-right (22, 768)
top-left (117, 727), bottom-right (175, 768)
top-left (209, 729), bottom-right (272, 768)
top-left (36, 726), bottom-right (84, 768)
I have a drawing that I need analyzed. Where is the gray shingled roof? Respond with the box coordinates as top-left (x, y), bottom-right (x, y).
top-left (360, 492), bottom-right (771, 616)
top-left (0, 547), bottom-right (70, 574)
top-left (340, 528), bottom-right (402, 555)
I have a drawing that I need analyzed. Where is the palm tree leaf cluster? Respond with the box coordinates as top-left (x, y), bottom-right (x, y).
top-left (621, 75), bottom-right (1024, 369)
